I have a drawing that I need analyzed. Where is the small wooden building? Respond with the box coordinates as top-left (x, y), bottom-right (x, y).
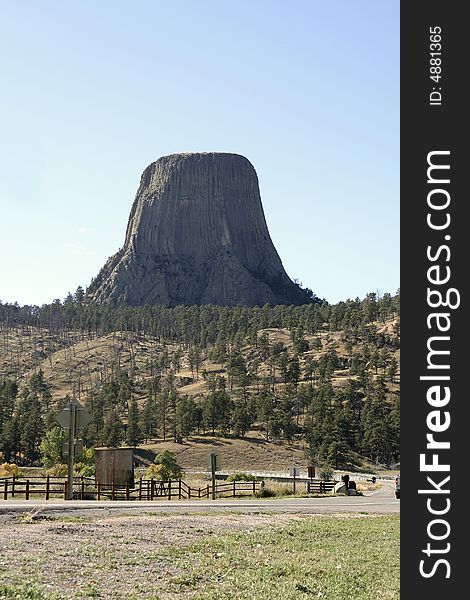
top-left (95, 447), bottom-right (135, 486)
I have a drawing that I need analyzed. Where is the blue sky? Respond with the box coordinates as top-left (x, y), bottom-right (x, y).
top-left (0, 1), bottom-right (399, 306)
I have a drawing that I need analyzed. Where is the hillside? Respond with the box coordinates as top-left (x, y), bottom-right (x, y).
top-left (0, 294), bottom-right (400, 471)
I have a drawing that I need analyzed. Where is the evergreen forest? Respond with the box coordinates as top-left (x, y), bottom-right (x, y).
top-left (0, 291), bottom-right (400, 471)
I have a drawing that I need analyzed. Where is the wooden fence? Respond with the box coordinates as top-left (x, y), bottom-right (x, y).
top-left (306, 480), bottom-right (337, 494)
top-left (1, 476), bottom-right (260, 501)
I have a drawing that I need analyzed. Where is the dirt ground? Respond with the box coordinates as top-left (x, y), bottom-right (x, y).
top-left (0, 511), bottom-right (306, 599)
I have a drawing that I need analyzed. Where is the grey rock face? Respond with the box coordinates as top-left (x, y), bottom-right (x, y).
top-left (88, 152), bottom-right (309, 307)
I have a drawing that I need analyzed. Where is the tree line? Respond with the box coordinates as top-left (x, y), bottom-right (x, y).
top-left (0, 291), bottom-right (399, 349)
top-left (0, 291), bottom-right (400, 469)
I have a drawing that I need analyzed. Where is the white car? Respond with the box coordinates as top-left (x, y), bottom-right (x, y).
top-left (395, 475), bottom-right (400, 499)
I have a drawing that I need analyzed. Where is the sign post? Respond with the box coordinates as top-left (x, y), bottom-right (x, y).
top-left (207, 453), bottom-right (219, 500)
top-left (290, 466), bottom-right (300, 494)
top-left (56, 399), bottom-right (92, 501)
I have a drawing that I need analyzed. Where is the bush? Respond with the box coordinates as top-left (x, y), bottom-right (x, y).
top-left (145, 450), bottom-right (182, 480)
top-left (276, 484), bottom-right (296, 496)
top-left (40, 427), bottom-right (65, 468)
top-left (0, 462), bottom-right (20, 477)
top-left (74, 446), bottom-right (95, 477)
top-left (226, 472), bottom-right (256, 482)
top-left (319, 466), bottom-right (334, 481)
top-left (255, 487), bottom-right (276, 498)
top-left (42, 463), bottom-right (68, 477)
top-left (255, 483), bottom-right (297, 498)
top-left (75, 464), bottom-right (95, 477)
top-left (145, 463), bottom-right (167, 480)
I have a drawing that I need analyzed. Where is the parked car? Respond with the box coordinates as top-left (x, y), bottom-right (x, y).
top-left (395, 475), bottom-right (400, 499)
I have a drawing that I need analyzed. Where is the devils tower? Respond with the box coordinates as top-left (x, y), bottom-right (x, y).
top-left (87, 152), bottom-right (311, 307)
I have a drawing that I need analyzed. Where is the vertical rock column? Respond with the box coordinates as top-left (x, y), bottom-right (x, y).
top-left (87, 152), bottom-right (310, 307)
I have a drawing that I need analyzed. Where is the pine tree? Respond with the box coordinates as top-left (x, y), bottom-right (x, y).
top-left (176, 396), bottom-right (198, 439)
top-left (387, 357), bottom-right (398, 383)
top-left (0, 379), bottom-right (18, 430)
top-left (141, 395), bottom-right (157, 442)
top-left (15, 384), bottom-right (45, 463)
top-left (74, 286), bottom-right (85, 304)
top-left (232, 402), bottom-right (252, 437)
top-left (0, 417), bottom-right (20, 462)
top-left (102, 410), bottom-right (123, 448)
top-left (126, 399), bottom-right (142, 446)
top-left (256, 381), bottom-right (275, 441)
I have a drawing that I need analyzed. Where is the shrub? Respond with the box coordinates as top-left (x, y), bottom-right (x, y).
top-left (74, 446), bottom-right (95, 477)
top-left (0, 462), bottom-right (20, 477)
top-left (75, 464), bottom-right (95, 477)
top-left (276, 484), bottom-right (296, 496)
top-left (42, 463), bottom-right (68, 477)
top-left (145, 463), bottom-right (166, 480)
top-left (319, 466), bottom-right (334, 481)
top-left (145, 450), bottom-right (182, 480)
top-left (255, 487), bottom-right (276, 498)
top-left (255, 483), bottom-right (297, 498)
top-left (226, 472), bottom-right (256, 482)
top-left (40, 427), bottom-right (65, 468)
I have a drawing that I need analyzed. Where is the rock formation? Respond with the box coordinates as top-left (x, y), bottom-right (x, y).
top-left (87, 152), bottom-right (311, 307)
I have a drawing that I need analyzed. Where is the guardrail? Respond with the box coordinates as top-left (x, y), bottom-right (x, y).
top-left (183, 469), bottom-right (389, 482)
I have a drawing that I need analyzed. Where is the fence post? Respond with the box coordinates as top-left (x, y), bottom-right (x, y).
top-left (206, 484), bottom-right (209, 499)
top-left (139, 477), bottom-right (142, 501)
top-left (3, 479), bottom-right (8, 500)
top-left (253, 480), bottom-right (256, 496)
top-left (64, 481), bottom-right (67, 500)
top-left (178, 480), bottom-right (182, 500)
top-left (46, 476), bottom-right (50, 500)
top-left (126, 483), bottom-right (130, 501)
top-left (233, 480), bottom-right (236, 497)
top-left (81, 477), bottom-right (85, 500)
top-left (25, 480), bottom-right (30, 500)
top-left (150, 478), bottom-right (154, 501)
top-left (97, 482), bottom-right (101, 500)
top-left (168, 480), bottom-right (172, 500)
top-left (12, 475), bottom-right (16, 498)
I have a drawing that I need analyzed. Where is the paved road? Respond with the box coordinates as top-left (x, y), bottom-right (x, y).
top-left (0, 481), bottom-right (399, 519)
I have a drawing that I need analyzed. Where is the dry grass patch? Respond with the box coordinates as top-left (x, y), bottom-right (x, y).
top-left (0, 513), bottom-right (399, 599)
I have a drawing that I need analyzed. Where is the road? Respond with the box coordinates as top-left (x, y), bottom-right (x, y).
top-left (0, 481), bottom-right (399, 519)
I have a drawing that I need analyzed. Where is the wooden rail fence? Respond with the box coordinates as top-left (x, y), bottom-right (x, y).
top-left (1, 477), bottom-right (338, 500)
top-left (306, 480), bottom-right (337, 494)
top-left (1, 476), bottom-right (261, 501)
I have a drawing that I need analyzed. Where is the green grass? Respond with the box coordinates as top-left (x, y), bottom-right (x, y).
top-left (0, 515), bottom-right (399, 599)
top-left (163, 515), bottom-right (400, 599)
top-left (0, 580), bottom-right (61, 599)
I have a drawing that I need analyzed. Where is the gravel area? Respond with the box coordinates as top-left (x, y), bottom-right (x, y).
top-left (0, 511), bottom-right (305, 599)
